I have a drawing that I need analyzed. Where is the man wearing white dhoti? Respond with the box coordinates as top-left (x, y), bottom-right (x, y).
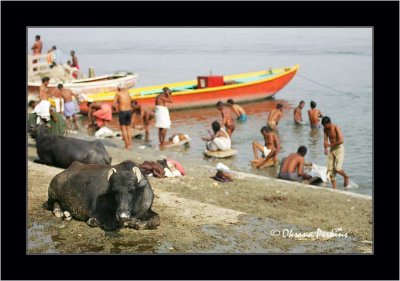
top-left (155, 87), bottom-right (173, 146)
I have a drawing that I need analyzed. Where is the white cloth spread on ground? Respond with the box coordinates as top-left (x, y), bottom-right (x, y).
top-left (207, 128), bottom-right (231, 151)
top-left (95, 126), bottom-right (118, 138)
top-left (155, 105), bottom-right (171, 129)
top-left (33, 100), bottom-right (51, 123)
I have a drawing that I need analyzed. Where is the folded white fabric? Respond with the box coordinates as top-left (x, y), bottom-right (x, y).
top-left (216, 162), bottom-right (230, 173)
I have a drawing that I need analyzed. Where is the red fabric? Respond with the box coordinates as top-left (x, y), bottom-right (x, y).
top-left (167, 159), bottom-right (186, 176)
top-left (93, 103), bottom-right (112, 127)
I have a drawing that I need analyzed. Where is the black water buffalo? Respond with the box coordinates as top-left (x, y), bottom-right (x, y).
top-left (30, 124), bottom-right (111, 168)
top-left (47, 160), bottom-right (160, 231)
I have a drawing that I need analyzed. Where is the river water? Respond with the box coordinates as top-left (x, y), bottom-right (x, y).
top-left (28, 28), bottom-right (372, 195)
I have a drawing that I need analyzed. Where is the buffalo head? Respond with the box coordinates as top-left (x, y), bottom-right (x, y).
top-left (107, 166), bottom-right (148, 223)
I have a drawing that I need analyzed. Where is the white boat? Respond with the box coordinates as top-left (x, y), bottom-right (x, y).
top-left (27, 54), bottom-right (138, 97)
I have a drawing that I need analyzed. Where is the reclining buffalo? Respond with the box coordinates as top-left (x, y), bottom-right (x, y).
top-left (47, 160), bottom-right (160, 231)
top-left (30, 124), bottom-right (111, 168)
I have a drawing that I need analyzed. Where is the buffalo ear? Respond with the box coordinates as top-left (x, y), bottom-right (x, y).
top-left (107, 168), bottom-right (117, 181)
top-left (132, 166), bottom-right (143, 183)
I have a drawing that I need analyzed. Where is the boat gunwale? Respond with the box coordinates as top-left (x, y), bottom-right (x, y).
top-left (28, 74), bottom-right (138, 87)
top-left (85, 64), bottom-right (300, 101)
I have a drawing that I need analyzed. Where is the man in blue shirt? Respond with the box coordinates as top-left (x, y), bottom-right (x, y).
top-left (51, 45), bottom-right (63, 65)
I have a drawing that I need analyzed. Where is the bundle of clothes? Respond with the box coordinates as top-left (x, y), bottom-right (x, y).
top-left (138, 158), bottom-right (186, 178)
top-left (211, 162), bottom-right (233, 183)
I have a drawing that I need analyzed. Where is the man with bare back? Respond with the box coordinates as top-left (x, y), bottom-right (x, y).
top-left (155, 87), bottom-right (173, 146)
top-left (322, 116), bottom-right (350, 189)
top-left (59, 84), bottom-right (79, 132)
top-left (131, 100), bottom-right (155, 143)
top-left (308, 101), bottom-right (323, 129)
top-left (278, 146), bottom-right (311, 182)
top-left (267, 103), bottom-right (283, 130)
top-left (251, 126), bottom-right (280, 169)
top-left (113, 85), bottom-right (133, 149)
top-left (31, 35), bottom-right (42, 56)
top-left (216, 101), bottom-right (235, 138)
top-left (226, 99), bottom-right (247, 122)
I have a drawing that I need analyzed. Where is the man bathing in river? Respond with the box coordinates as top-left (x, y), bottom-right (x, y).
top-left (267, 103), bottom-right (283, 130)
top-left (278, 146), bottom-right (312, 182)
top-left (251, 126), bottom-right (280, 169)
top-left (294, 100), bottom-right (305, 125)
top-left (201, 121), bottom-right (231, 151)
top-left (113, 85), bottom-right (133, 149)
top-left (308, 101), bottom-right (323, 129)
top-left (322, 116), bottom-right (350, 189)
top-left (58, 84), bottom-right (79, 132)
top-left (131, 100), bottom-right (155, 142)
top-left (216, 101), bottom-right (235, 137)
top-left (155, 87), bottom-right (173, 146)
top-left (226, 99), bottom-right (247, 122)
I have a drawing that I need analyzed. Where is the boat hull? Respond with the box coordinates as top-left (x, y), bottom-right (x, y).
top-left (79, 65), bottom-right (298, 113)
top-left (28, 74), bottom-right (138, 96)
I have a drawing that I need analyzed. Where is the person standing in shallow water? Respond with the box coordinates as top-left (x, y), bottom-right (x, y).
top-left (216, 101), bottom-right (235, 138)
top-left (267, 103), bottom-right (283, 130)
top-left (308, 101), bottom-right (323, 129)
top-left (226, 99), bottom-right (247, 122)
top-left (294, 100), bottom-right (305, 124)
top-left (322, 116), bottom-right (350, 189)
top-left (113, 85), bottom-right (133, 149)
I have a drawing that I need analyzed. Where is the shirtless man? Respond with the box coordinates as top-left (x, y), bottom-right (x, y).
top-left (322, 116), bottom-right (350, 189)
top-left (267, 103), bottom-right (283, 130)
top-left (58, 84), bottom-right (79, 132)
top-left (113, 85), bottom-right (133, 149)
top-left (226, 99), bottom-right (247, 122)
top-left (39, 77), bottom-right (50, 101)
top-left (70, 50), bottom-right (79, 78)
top-left (278, 146), bottom-right (312, 182)
top-left (50, 86), bottom-right (64, 114)
top-left (155, 87), bottom-right (173, 146)
top-left (131, 100), bottom-right (155, 142)
top-left (201, 121), bottom-right (231, 151)
top-left (32, 77), bottom-right (51, 123)
top-left (308, 101), bottom-right (323, 129)
top-left (216, 101), bottom-right (235, 137)
top-left (31, 35), bottom-right (42, 56)
top-left (251, 126), bottom-right (280, 169)
top-left (294, 100), bottom-right (305, 124)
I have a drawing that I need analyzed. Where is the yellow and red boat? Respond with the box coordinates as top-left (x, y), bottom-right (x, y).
top-left (79, 64), bottom-right (299, 113)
